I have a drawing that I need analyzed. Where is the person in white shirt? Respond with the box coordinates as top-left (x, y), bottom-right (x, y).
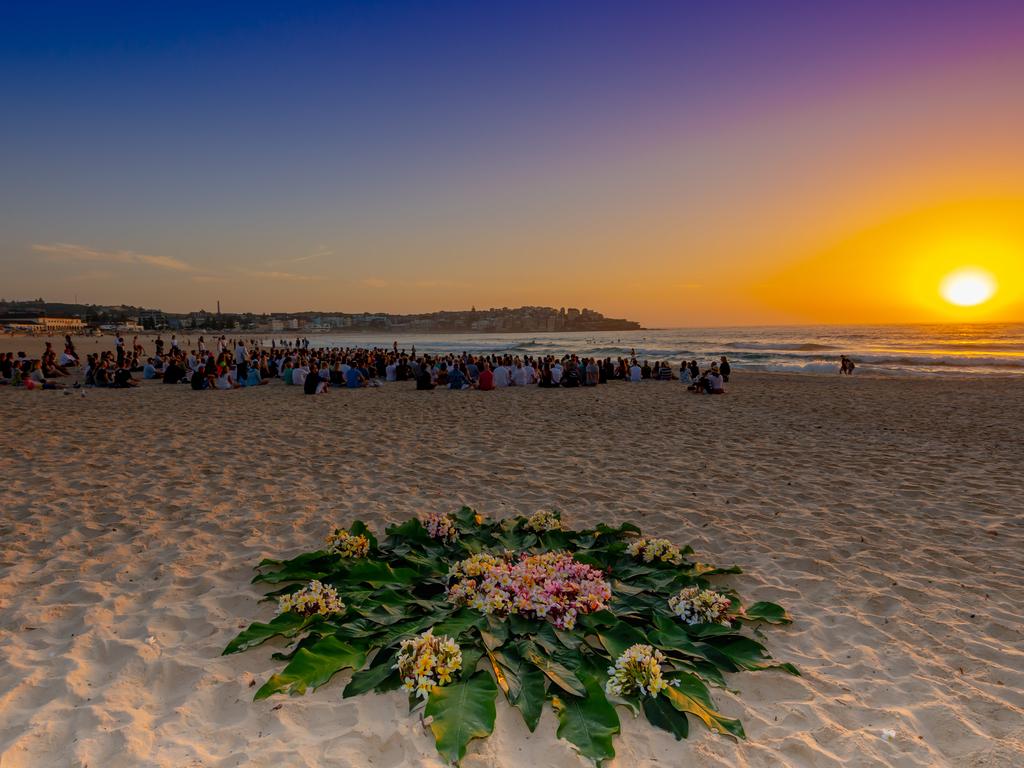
top-left (551, 362), bottom-right (563, 384)
top-left (512, 362), bottom-right (534, 387)
top-left (629, 363), bottom-right (643, 382)
top-left (292, 365), bottom-right (308, 388)
top-left (385, 362), bottom-right (397, 382)
top-left (235, 342), bottom-right (247, 364)
top-left (493, 364), bottom-right (512, 387)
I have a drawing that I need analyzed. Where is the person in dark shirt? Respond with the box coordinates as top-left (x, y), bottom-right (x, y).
top-left (162, 360), bottom-right (185, 384)
top-left (416, 366), bottom-right (435, 390)
top-left (719, 356), bottom-right (731, 382)
top-left (304, 365), bottom-right (322, 394)
top-left (114, 365), bottom-right (138, 388)
top-left (561, 366), bottom-right (580, 387)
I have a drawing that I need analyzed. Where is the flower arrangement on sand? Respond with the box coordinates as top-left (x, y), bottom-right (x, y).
top-left (225, 507), bottom-right (796, 766)
top-left (277, 580), bottom-right (345, 617)
top-left (626, 536), bottom-right (684, 564)
top-left (325, 528), bottom-right (370, 558)
top-left (523, 509), bottom-right (563, 533)
top-left (396, 629), bottom-right (463, 699)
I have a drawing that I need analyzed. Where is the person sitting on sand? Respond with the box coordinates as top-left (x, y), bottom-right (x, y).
top-left (345, 364), bottom-right (367, 388)
top-left (448, 364), bottom-right (470, 390)
top-left (707, 366), bottom-right (725, 394)
top-left (416, 364), bottom-right (435, 390)
top-left (216, 366), bottom-right (239, 390)
top-left (114, 363), bottom-right (138, 388)
top-left (303, 364), bottom-right (323, 394)
top-left (476, 362), bottom-right (493, 391)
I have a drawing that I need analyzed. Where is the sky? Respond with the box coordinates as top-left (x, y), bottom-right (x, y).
top-left (1, 0), bottom-right (1023, 326)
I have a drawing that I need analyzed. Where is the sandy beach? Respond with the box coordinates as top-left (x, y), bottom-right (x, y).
top-left (1, 365), bottom-right (1022, 767)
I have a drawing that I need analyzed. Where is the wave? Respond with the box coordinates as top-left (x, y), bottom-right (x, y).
top-left (723, 341), bottom-right (840, 351)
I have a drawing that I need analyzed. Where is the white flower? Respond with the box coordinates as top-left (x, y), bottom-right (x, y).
top-left (605, 644), bottom-right (673, 698)
top-left (325, 528), bottom-right (370, 558)
top-left (278, 580), bottom-right (345, 617)
top-left (625, 537), bottom-right (683, 564)
top-left (394, 629), bottom-right (463, 699)
top-left (668, 586), bottom-right (732, 626)
top-left (524, 510), bottom-right (563, 533)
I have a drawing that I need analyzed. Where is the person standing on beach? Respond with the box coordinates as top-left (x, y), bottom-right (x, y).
top-left (720, 356), bottom-right (731, 382)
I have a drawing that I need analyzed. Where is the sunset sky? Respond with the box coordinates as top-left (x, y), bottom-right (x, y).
top-left (2, 1), bottom-right (1022, 326)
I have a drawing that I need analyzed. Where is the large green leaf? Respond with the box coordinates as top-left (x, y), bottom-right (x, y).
top-left (596, 621), bottom-right (648, 659)
top-left (431, 608), bottom-right (486, 640)
top-left (740, 601), bottom-right (792, 624)
top-left (337, 560), bottom-right (420, 587)
top-left (550, 670), bottom-right (620, 765)
top-left (707, 636), bottom-right (800, 675)
top-left (664, 673), bottom-right (745, 739)
top-left (425, 671), bottom-right (498, 765)
top-left (491, 647), bottom-right (546, 731)
top-left (252, 551), bottom-right (339, 584)
top-left (343, 649), bottom-right (399, 698)
top-left (642, 694), bottom-right (689, 740)
top-left (222, 612), bottom-right (320, 655)
top-left (255, 636), bottom-right (366, 699)
top-left (519, 640), bottom-right (586, 697)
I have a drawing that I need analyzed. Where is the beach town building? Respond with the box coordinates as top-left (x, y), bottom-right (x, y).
top-left (0, 314), bottom-right (85, 333)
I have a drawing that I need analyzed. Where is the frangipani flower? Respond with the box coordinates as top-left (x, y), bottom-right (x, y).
top-left (626, 537), bottom-right (683, 564)
top-left (395, 629), bottom-right (463, 699)
top-left (669, 586), bottom-right (732, 626)
top-left (524, 509), bottom-right (563, 533)
top-left (278, 580), bottom-right (345, 617)
top-left (325, 528), bottom-right (370, 558)
top-left (605, 644), bottom-right (673, 698)
top-left (447, 551), bottom-right (610, 630)
top-left (423, 511), bottom-right (459, 543)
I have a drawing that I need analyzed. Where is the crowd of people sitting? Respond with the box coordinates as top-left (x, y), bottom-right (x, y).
top-left (1, 334), bottom-right (733, 395)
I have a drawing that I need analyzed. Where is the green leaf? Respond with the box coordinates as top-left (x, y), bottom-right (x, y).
top-left (551, 671), bottom-right (620, 765)
top-left (520, 640), bottom-right (586, 697)
top-left (385, 518), bottom-right (429, 541)
top-left (425, 671), bottom-right (498, 765)
top-left (338, 560), bottom-right (420, 587)
top-left (491, 647), bottom-right (546, 732)
top-left (252, 551), bottom-right (339, 584)
top-left (664, 673), bottom-right (745, 739)
top-left (431, 608), bottom-right (486, 640)
top-left (642, 694), bottom-right (689, 740)
top-left (255, 636), bottom-right (366, 699)
top-left (708, 637), bottom-right (800, 675)
top-left (741, 601), bottom-right (792, 624)
top-left (596, 621), bottom-right (648, 659)
top-left (451, 506), bottom-right (479, 529)
top-left (343, 649), bottom-right (399, 698)
top-left (222, 612), bottom-right (319, 655)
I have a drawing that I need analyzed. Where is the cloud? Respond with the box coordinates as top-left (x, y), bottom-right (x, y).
top-left (361, 277), bottom-right (388, 288)
top-left (32, 242), bottom-right (195, 272)
top-left (267, 245), bottom-right (334, 266)
top-left (191, 275), bottom-right (226, 284)
top-left (244, 269), bottom-right (320, 282)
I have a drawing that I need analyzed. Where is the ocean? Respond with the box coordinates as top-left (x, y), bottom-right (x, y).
top-left (263, 323), bottom-right (1024, 377)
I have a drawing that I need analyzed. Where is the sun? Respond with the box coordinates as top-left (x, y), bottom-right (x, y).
top-left (940, 267), bottom-right (997, 307)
